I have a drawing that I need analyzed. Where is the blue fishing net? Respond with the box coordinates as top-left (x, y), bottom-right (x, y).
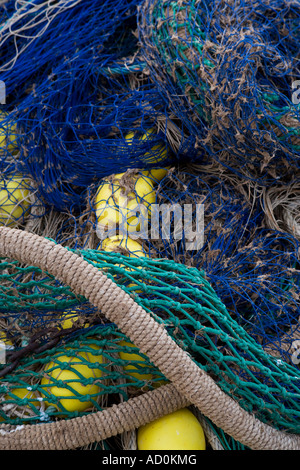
top-left (138, 0), bottom-right (300, 184)
top-left (15, 82), bottom-right (175, 211)
top-left (0, 0), bottom-right (142, 99)
top-left (0, 0), bottom-right (178, 212)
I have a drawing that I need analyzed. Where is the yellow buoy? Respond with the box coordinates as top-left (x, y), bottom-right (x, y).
top-left (94, 172), bottom-right (155, 237)
top-left (6, 387), bottom-right (42, 417)
top-left (59, 311), bottom-right (89, 330)
top-left (140, 167), bottom-right (170, 183)
top-left (125, 128), bottom-right (170, 182)
top-left (0, 175), bottom-right (31, 227)
top-left (119, 340), bottom-right (167, 388)
top-left (119, 340), bottom-right (153, 383)
top-left (137, 408), bottom-right (206, 450)
top-left (99, 236), bottom-right (149, 294)
top-left (40, 344), bottom-right (104, 413)
top-left (0, 114), bottom-right (18, 154)
top-left (0, 330), bottom-right (13, 348)
top-left (94, 174), bottom-right (122, 235)
top-left (100, 236), bottom-right (148, 258)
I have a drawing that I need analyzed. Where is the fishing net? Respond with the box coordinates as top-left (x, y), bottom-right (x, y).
top-left (0, 0), bottom-right (300, 453)
top-left (14, 83), bottom-right (175, 212)
top-left (145, 170), bottom-right (300, 363)
top-left (138, 0), bottom-right (300, 185)
top-left (28, 166), bottom-right (300, 368)
top-left (0, 228), bottom-right (299, 451)
top-left (0, 0), bottom-right (180, 212)
top-left (48, 166), bottom-right (261, 250)
top-left (0, 0), bottom-right (143, 99)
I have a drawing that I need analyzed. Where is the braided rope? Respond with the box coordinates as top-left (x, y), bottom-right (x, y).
top-left (0, 383), bottom-right (189, 450)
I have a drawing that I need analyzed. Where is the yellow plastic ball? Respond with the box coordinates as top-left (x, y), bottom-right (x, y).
top-left (100, 236), bottom-right (148, 258)
top-left (6, 387), bottom-right (41, 413)
top-left (40, 345), bottom-right (104, 413)
top-left (59, 311), bottom-right (89, 330)
top-left (100, 237), bottom-right (149, 294)
top-left (94, 175), bottom-right (122, 232)
top-left (0, 330), bottom-right (13, 347)
top-left (60, 313), bottom-right (79, 330)
top-left (94, 173), bottom-right (155, 236)
top-left (119, 340), bottom-right (153, 382)
top-left (125, 128), bottom-right (168, 163)
top-left (125, 175), bottom-right (155, 234)
top-left (0, 176), bottom-right (31, 227)
top-left (125, 128), bottom-right (170, 182)
top-left (0, 114), bottom-right (18, 153)
top-left (140, 127), bottom-right (168, 164)
top-left (141, 167), bottom-right (170, 182)
top-left (137, 408), bottom-right (206, 450)
top-left (134, 174), bottom-right (156, 206)
top-left (119, 340), bottom-right (167, 387)
top-left (0, 330), bottom-right (13, 365)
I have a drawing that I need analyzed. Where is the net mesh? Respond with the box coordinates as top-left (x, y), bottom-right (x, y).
top-left (0, 0), bottom-right (300, 452)
top-left (18, 165), bottom-right (300, 367)
top-left (138, 0), bottom-right (300, 184)
top-left (0, 0), bottom-right (178, 212)
top-left (0, 248), bottom-right (299, 440)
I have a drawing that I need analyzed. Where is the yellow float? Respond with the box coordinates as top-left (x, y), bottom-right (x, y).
top-left (0, 175), bottom-right (31, 227)
top-left (137, 408), bottom-right (206, 450)
top-left (0, 113), bottom-right (19, 154)
top-left (40, 344), bottom-right (104, 413)
top-left (118, 340), bottom-right (167, 388)
top-left (125, 127), bottom-right (170, 182)
top-left (94, 172), bottom-right (155, 237)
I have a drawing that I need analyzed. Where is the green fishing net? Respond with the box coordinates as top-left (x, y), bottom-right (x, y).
top-left (0, 247), bottom-right (299, 449)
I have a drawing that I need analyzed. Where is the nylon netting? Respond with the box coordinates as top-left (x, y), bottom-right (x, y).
top-left (0, 0), bottom-right (300, 452)
top-left (39, 167), bottom-right (300, 370)
top-left (1, 247), bottom-right (300, 445)
top-left (138, 0), bottom-right (300, 184)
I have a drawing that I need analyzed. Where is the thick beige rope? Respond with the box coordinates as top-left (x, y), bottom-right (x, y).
top-left (0, 384), bottom-right (190, 450)
top-left (0, 227), bottom-right (299, 450)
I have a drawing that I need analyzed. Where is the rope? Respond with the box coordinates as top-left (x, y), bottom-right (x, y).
top-left (0, 383), bottom-right (189, 450)
top-left (0, 227), bottom-right (300, 450)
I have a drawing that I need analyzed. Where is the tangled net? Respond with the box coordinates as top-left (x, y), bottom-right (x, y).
top-left (138, 0), bottom-right (300, 184)
top-left (0, 0), bottom-right (179, 212)
top-left (29, 166), bottom-right (300, 368)
top-left (146, 170), bottom-right (300, 364)
top-left (0, 246), bottom-right (300, 441)
top-left (0, 0), bottom-right (300, 452)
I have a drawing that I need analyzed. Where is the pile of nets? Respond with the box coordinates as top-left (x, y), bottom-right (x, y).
top-left (146, 170), bottom-right (300, 363)
top-left (44, 167), bottom-right (300, 366)
top-left (0, 247), bottom-right (300, 447)
top-left (0, 0), bottom-right (178, 212)
top-left (0, 0), bottom-right (300, 452)
top-left (0, 245), bottom-right (255, 450)
top-left (138, 0), bottom-right (300, 185)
